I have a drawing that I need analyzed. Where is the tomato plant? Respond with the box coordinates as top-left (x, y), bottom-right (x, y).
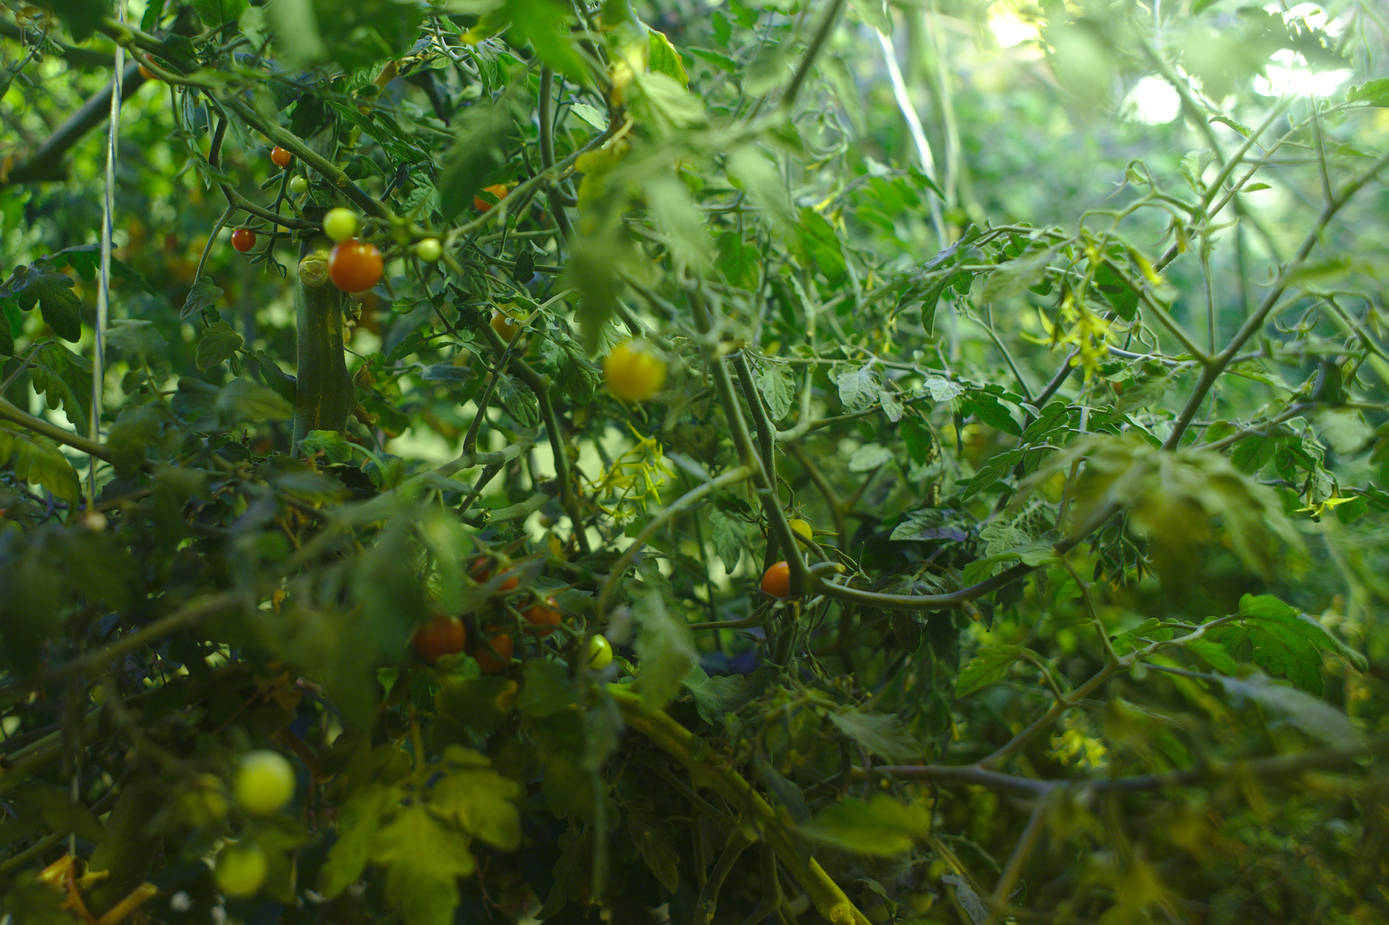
top-left (232, 750), bottom-right (296, 815)
top-left (414, 237), bottom-right (441, 262)
top-left (522, 596), bottom-right (562, 636)
top-left (2, 3), bottom-right (1384, 924)
top-left (214, 844), bottom-right (268, 898)
top-left (411, 614), bottom-right (466, 662)
top-left (327, 238), bottom-right (383, 292)
top-left (321, 207), bottom-right (358, 243)
top-left (472, 631), bottom-right (514, 674)
top-left (760, 560), bottom-right (792, 599)
top-left (584, 634), bottom-right (614, 670)
top-left (490, 308), bottom-right (521, 342)
top-left (603, 339), bottom-right (667, 401)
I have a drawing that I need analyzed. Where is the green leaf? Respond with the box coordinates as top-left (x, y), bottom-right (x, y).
top-left (192, 0), bottom-right (247, 25)
top-left (370, 804), bottom-right (476, 925)
top-left (104, 319), bottom-right (165, 364)
top-left (682, 666), bottom-right (754, 725)
top-left (835, 365), bottom-right (878, 412)
top-left (30, 0), bottom-right (106, 39)
top-left (727, 146), bottom-right (795, 238)
top-left (828, 709), bottom-right (920, 762)
top-left (436, 93), bottom-right (522, 221)
top-left (215, 378), bottom-right (294, 423)
top-left (195, 321), bottom-right (244, 371)
top-left (505, 0), bottom-right (588, 82)
top-left (1216, 674), bottom-right (1362, 748)
top-left (797, 207), bottom-right (846, 282)
top-left (1347, 78), bottom-right (1389, 106)
top-left (956, 645), bottom-right (1022, 697)
top-left (627, 810), bottom-right (680, 893)
top-left (646, 28), bottom-right (688, 85)
top-left (981, 246), bottom-right (1057, 302)
top-left (6, 266), bottom-right (82, 341)
top-left (1201, 594), bottom-right (1353, 694)
top-left (180, 276), bottom-right (224, 319)
top-left (800, 794), bottom-right (932, 856)
top-left (431, 764), bottom-right (522, 851)
top-left (755, 360), bottom-right (794, 422)
top-left (632, 588), bottom-right (696, 710)
top-left (320, 783), bottom-right (395, 898)
top-left (0, 425), bottom-right (81, 506)
top-left (517, 660), bottom-right (577, 719)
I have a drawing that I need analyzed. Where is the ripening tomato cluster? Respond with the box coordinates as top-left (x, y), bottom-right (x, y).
top-left (409, 553), bottom-right (613, 676)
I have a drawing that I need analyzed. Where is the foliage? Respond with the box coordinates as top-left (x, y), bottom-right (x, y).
top-left (2, 0), bottom-right (1388, 923)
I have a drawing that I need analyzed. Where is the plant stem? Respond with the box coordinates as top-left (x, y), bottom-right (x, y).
top-left (609, 687), bottom-right (872, 925)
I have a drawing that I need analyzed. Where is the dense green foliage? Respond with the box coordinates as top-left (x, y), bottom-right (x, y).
top-left (2, 1), bottom-right (1388, 923)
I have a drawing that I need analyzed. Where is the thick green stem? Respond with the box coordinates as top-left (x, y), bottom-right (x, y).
top-left (609, 687), bottom-right (871, 925)
top-left (293, 254), bottom-right (356, 449)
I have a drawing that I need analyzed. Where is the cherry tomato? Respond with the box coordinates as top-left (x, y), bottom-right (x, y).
top-left (761, 560), bottom-right (791, 599)
top-left (322, 208), bottom-right (359, 243)
top-left (232, 750), bottom-right (295, 815)
top-left (474, 632), bottom-right (514, 674)
top-left (412, 615), bottom-right (467, 663)
top-left (523, 597), bottom-right (562, 637)
top-left (415, 238), bottom-right (442, 262)
top-left (604, 340), bottom-right (667, 402)
top-left (288, 176), bottom-right (308, 195)
top-left (491, 309), bottom-right (521, 342)
top-left (584, 634), bottom-right (614, 670)
top-left (469, 555), bottom-right (519, 592)
top-left (473, 183), bottom-right (509, 212)
top-left (231, 228), bottom-right (256, 253)
top-left (138, 59), bottom-right (156, 81)
top-left (328, 238), bottom-right (383, 292)
top-left (789, 518), bottom-right (813, 544)
top-left (215, 843), bottom-right (268, 898)
top-left (270, 146), bottom-right (293, 169)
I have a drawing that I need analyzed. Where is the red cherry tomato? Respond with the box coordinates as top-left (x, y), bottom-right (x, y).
top-left (474, 632), bottom-right (514, 674)
top-left (270, 146), bottom-right (293, 169)
top-left (328, 239), bottom-right (383, 292)
top-left (412, 615), bottom-right (467, 663)
top-left (761, 561), bottom-right (791, 599)
top-left (523, 597), bottom-right (562, 637)
top-left (231, 228), bottom-right (256, 253)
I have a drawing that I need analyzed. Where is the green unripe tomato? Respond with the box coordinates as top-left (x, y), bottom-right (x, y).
top-left (232, 750), bottom-right (295, 815)
top-left (322, 208), bottom-right (359, 243)
top-left (214, 843), bottom-right (268, 898)
top-left (415, 238), bottom-right (442, 262)
top-left (288, 176), bottom-right (308, 195)
top-left (789, 518), bottom-right (813, 543)
top-left (584, 634), bottom-right (614, 670)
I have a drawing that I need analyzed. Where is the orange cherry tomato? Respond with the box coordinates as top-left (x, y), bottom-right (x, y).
top-left (473, 183), bottom-right (509, 212)
top-left (474, 632), bottom-right (514, 674)
top-left (270, 146), bottom-right (293, 169)
top-left (328, 239), bottom-right (383, 292)
top-left (412, 615), bottom-right (467, 663)
top-left (761, 560), bottom-right (791, 599)
top-left (138, 59), bottom-right (157, 81)
top-left (522, 597), bottom-right (562, 637)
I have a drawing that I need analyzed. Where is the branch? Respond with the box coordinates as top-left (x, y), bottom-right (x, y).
top-left (0, 396), bottom-right (113, 461)
top-left (1, 61), bottom-right (147, 186)
top-left (869, 734), bottom-right (1389, 796)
